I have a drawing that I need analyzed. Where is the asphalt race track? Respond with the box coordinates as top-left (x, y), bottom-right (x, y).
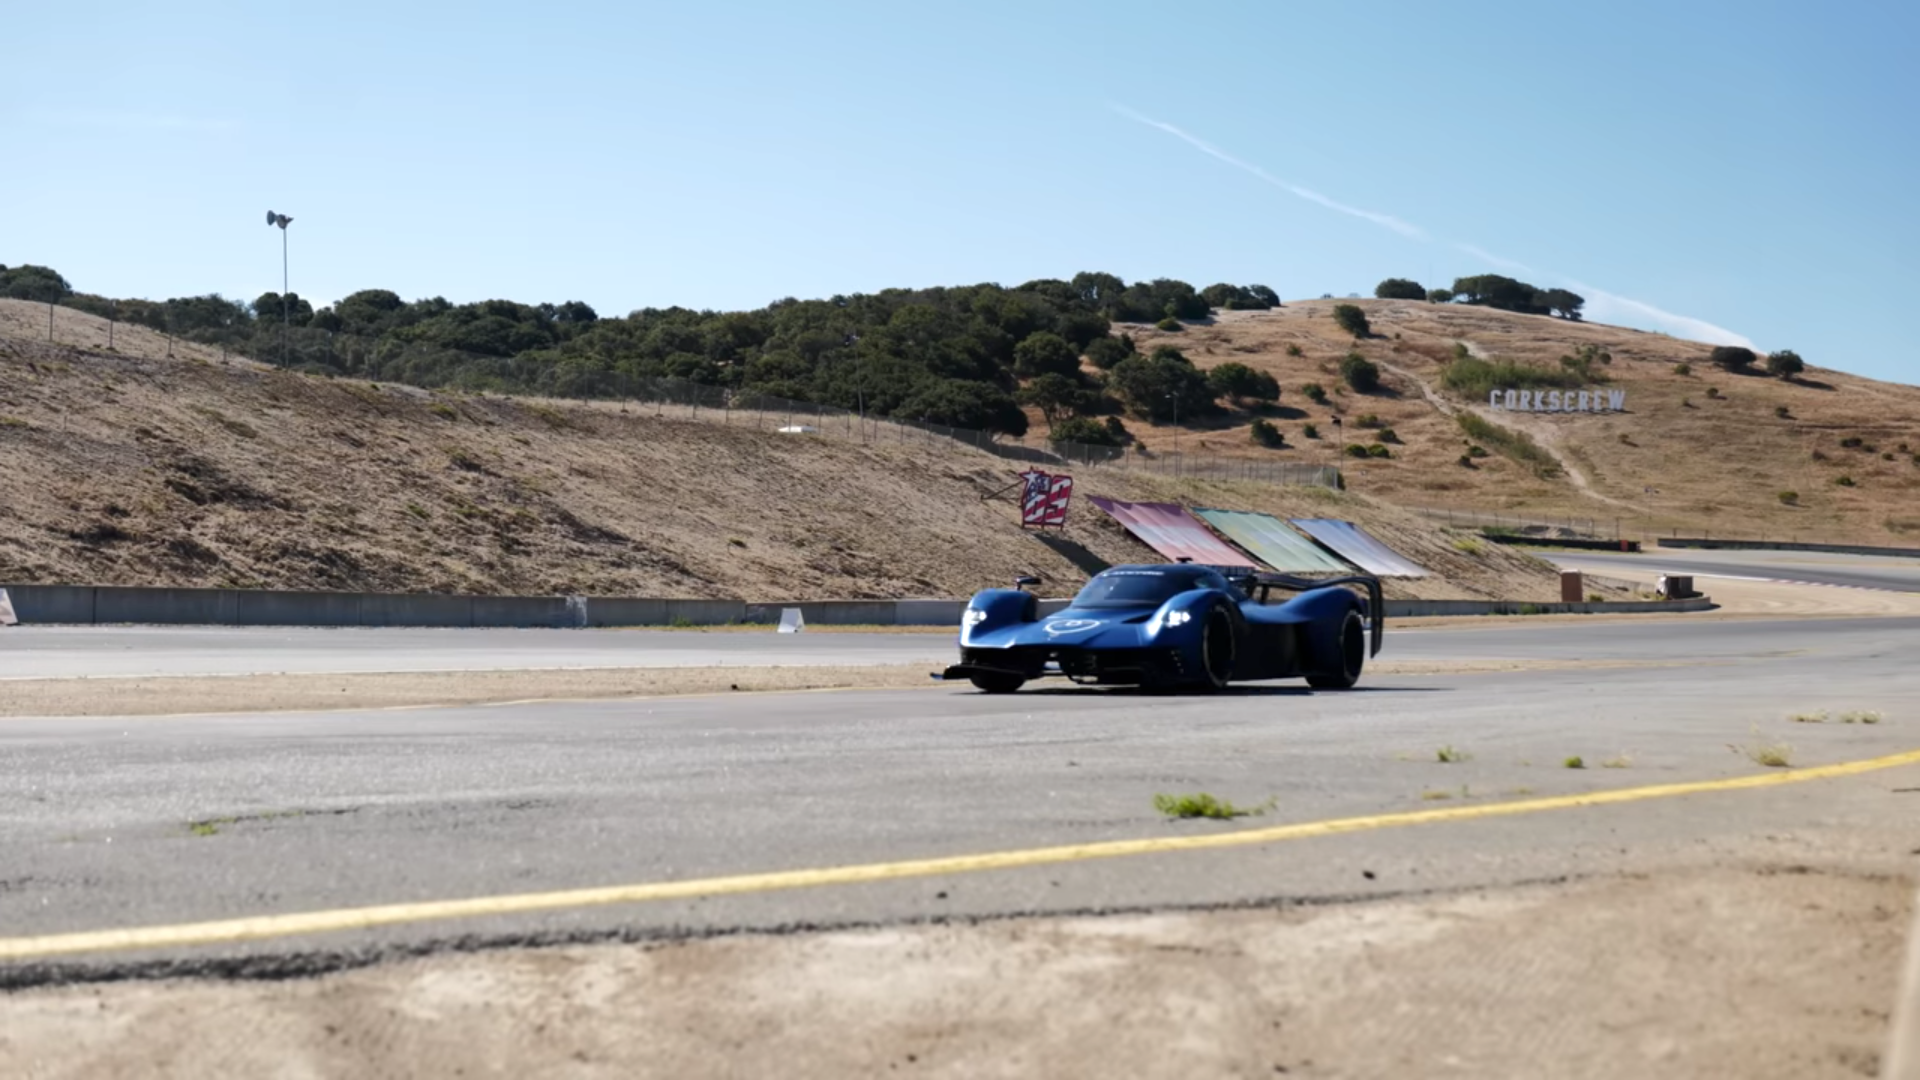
top-left (1, 547), bottom-right (1916, 980)
top-left (1551, 546), bottom-right (1920, 592)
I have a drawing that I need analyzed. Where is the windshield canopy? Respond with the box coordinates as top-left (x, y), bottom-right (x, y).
top-left (1071, 566), bottom-right (1233, 610)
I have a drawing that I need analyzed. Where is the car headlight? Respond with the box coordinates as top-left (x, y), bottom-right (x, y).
top-left (1147, 608), bottom-right (1191, 635)
top-left (963, 608), bottom-right (989, 627)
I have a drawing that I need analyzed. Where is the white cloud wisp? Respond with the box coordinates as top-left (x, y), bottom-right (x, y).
top-left (1116, 105), bottom-right (1753, 348)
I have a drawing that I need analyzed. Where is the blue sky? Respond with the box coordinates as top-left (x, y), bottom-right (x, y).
top-left (4, 0), bottom-right (1915, 382)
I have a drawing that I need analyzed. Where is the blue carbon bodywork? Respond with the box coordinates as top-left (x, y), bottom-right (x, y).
top-left (942, 564), bottom-right (1384, 691)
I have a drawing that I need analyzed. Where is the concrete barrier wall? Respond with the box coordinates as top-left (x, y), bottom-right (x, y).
top-left (5, 585), bottom-right (98, 624)
top-left (1384, 597), bottom-right (1716, 617)
top-left (1659, 537), bottom-right (1920, 559)
top-left (1488, 535), bottom-right (1643, 553)
top-left (0, 583), bottom-right (1715, 628)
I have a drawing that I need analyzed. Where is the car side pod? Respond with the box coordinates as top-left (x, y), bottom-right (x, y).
top-left (1225, 569), bottom-right (1384, 659)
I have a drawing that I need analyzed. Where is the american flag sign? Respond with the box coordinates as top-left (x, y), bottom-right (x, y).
top-left (1017, 470), bottom-right (1073, 528)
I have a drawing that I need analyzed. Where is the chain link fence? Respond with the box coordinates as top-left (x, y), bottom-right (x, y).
top-left (3, 297), bottom-right (1343, 490)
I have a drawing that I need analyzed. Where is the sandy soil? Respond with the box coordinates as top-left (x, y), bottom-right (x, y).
top-left (3, 862), bottom-right (1909, 1080)
top-left (0, 322), bottom-right (1569, 604)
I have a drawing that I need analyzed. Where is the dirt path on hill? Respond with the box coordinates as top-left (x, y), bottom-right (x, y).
top-left (1379, 356), bottom-right (1639, 513)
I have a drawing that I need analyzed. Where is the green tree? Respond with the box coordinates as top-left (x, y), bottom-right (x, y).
top-left (1537, 288), bottom-right (1585, 321)
top-left (1084, 335), bottom-right (1132, 370)
top-left (1207, 362), bottom-right (1280, 404)
top-left (897, 379), bottom-right (1029, 436)
top-left (1766, 349), bottom-right (1805, 379)
top-left (1332, 303), bottom-right (1371, 338)
top-left (1709, 345), bottom-right (1757, 370)
top-left (0, 264), bottom-right (73, 302)
top-left (1427, 288), bottom-right (1455, 303)
top-left (1050, 415), bottom-right (1121, 447)
top-left (1341, 352), bottom-right (1381, 393)
top-left (1109, 349), bottom-right (1214, 422)
top-left (1374, 278), bottom-right (1426, 301)
top-left (1017, 372), bottom-right (1085, 430)
top-left (1249, 418), bottom-right (1285, 448)
top-left (1012, 332), bottom-right (1081, 379)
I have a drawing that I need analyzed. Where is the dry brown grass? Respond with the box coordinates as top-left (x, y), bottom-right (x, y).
top-left (1094, 300), bottom-right (1920, 545)
top-left (0, 307), bottom-right (1568, 602)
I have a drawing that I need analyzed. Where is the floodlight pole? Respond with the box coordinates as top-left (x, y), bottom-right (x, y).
top-left (267, 210), bottom-right (294, 367)
top-left (281, 223), bottom-right (289, 368)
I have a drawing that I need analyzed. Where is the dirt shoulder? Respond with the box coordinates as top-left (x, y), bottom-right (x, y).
top-left (4, 861), bottom-right (1909, 1079)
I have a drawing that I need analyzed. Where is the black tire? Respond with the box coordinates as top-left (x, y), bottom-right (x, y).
top-left (1198, 603), bottom-right (1237, 690)
top-left (1306, 609), bottom-right (1366, 690)
top-left (969, 672), bottom-right (1026, 694)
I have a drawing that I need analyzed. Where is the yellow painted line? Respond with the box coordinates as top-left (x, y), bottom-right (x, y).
top-left (4, 747), bottom-right (1916, 962)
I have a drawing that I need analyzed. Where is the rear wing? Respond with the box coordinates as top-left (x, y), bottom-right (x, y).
top-left (1203, 567), bottom-right (1385, 658)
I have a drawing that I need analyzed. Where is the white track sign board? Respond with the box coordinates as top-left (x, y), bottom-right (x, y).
top-left (1488, 389), bottom-right (1626, 413)
top-left (777, 607), bottom-right (805, 633)
top-left (0, 589), bottom-right (16, 627)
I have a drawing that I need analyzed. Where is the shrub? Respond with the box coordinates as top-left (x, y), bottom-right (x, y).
top-left (1340, 352), bottom-right (1381, 393)
top-left (1766, 349), bottom-right (1805, 378)
top-left (1457, 413), bottom-right (1558, 477)
top-left (1366, 443), bottom-right (1391, 458)
top-left (1674, 362), bottom-right (1691, 376)
top-left (1049, 415), bottom-right (1122, 448)
top-left (1332, 304), bottom-right (1371, 338)
top-left (1706, 386), bottom-right (1721, 398)
top-left (1774, 405), bottom-right (1790, 418)
top-left (1466, 444), bottom-right (1489, 458)
top-left (1840, 435), bottom-right (1864, 449)
top-left (1344, 443), bottom-right (1371, 458)
top-left (1374, 278), bottom-right (1426, 301)
top-left (1354, 413), bottom-right (1383, 429)
top-left (1709, 345), bottom-right (1757, 370)
top-left (1155, 316), bottom-right (1183, 332)
top-left (1285, 343), bottom-right (1304, 357)
top-left (1084, 335), bottom-right (1133, 370)
top-left (1835, 475), bottom-right (1857, 487)
top-left (1778, 491), bottom-right (1799, 505)
top-left (1377, 427), bottom-right (1400, 444)
top-left (1440, 356), bottom-right (1583, 398)
top-left (1456, 453), bottom-right (1475, 467)
top-left (1303, 422), bottom-right (1320, 439)
top-left (1207, 362), bottom-right (1281, 404)
top-left (1249, 418), bottom-right (1285, 448)
top-left (1302, 382), bottom-right (1328, 404)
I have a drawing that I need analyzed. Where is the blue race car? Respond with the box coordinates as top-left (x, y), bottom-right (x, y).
top-left (938, 562), bottom-right (1383, 694)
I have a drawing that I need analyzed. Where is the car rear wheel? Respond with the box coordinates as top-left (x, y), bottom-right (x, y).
top-left (1306, 609), bottom-right (1365, 690)
top-left (1199, 604), bottom-right (1236, 690)
top-left (969, 672), bottom-right (1026, 694)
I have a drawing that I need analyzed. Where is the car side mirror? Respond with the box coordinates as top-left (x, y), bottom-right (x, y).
top-left (1014, 575), bottom-right (1041, 590)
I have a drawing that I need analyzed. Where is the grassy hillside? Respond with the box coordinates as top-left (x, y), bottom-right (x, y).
top-left (1098, 300), bottom-right (1920, 544)
top-left (0, 323), bottom-right (1566, 601)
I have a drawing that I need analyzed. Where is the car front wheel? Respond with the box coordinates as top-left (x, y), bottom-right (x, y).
top-left (969, 672), bottom-right (1026, 694)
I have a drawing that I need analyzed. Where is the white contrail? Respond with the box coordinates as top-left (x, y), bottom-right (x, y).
top-left (1115, 104), bottom-right (1755, 348)
top-left (1449, 243), bottom-right (1756, 348)
top-left (1111, 105), bottom-right (1427, 240)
